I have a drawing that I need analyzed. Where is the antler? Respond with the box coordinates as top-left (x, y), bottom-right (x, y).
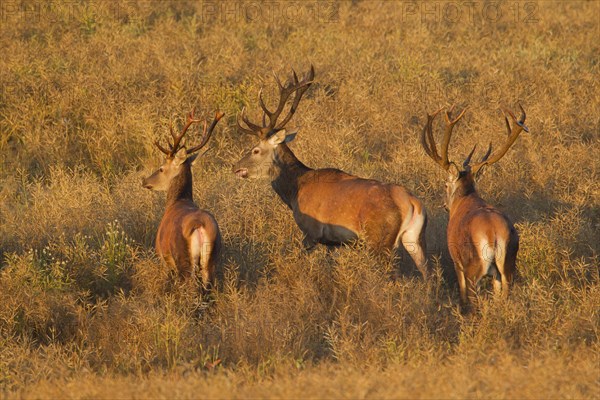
top-left (155, 108), bottom-right (224, 157)
top-left (421, 105), bottom-right (468, 171)
top-left (185, 111), bottom-right (225, 155)
top-left (470, 104), bottom-right (528, 174)
top-left (237, 65), bottom-right (315, 138)
top-left (236, 107), bottom-right (262, 137)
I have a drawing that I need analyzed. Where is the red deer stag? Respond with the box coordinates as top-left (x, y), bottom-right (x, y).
top-left (233, 66), bottom-right (428, 278)
top-left (421, 104), bottom-right (528, 308)
top-left (143, 108), bottom-right (224, 291)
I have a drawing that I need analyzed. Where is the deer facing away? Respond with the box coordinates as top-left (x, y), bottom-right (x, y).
top-left (143, 108), bottom-right (224, 291)
top-left (233, 66), bottom-right (429, 278)
top-left (421, 104), bottom-right (528, 308)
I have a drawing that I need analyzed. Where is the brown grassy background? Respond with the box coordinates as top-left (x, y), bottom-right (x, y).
top-left (0, 1), bottom-right (598, 398)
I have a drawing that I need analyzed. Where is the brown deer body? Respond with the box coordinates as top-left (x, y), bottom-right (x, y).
top-left (143, 109), bottom-right (224, 290)
top-left (233, 66), bottom-right (428, 278)
top-left (421, 105), bottom-right (527, 308)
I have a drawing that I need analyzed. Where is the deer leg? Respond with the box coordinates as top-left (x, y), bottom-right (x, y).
top-left (401, 226), bottom-right (428, 279)
top-left (492, 272), bottom-right (502, 296)
top-left (497, 238), bottom-right (517, 300)
top-left (200, 242), bottom-right (215, 293)
top-left (190, 228), bottom-right (215, 293)
top-left (302, 235), bottom-right (318, 252)
top-left (401, 236), bottom-right (428, 279)
top-left (465, 274), bottom-right (478, 309)
top-left (161, 254), bottom-right (177, 272)
top-left (454, 262), bottom-right (468, 308)
top-left (175, 252), bottom-right (193, 281)
top-left (500, 269), bottom-right (513, 300)
top-left (485, 258), bottom-right (502, 297)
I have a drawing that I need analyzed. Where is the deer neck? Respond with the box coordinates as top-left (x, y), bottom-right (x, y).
top-left (270, 144), bottom-right (311, 209)
top-left (448, 177), bottom-right (482, 216)
top-left (166, 162), bottom-right (194, 207)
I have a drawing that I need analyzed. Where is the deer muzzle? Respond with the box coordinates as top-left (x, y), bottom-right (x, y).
top-left (142, 177), bottom-right (154, 190)
top-left (233, 167), bottom-right (249, 178)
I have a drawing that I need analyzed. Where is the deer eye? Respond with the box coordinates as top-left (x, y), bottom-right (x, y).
top-left (159, 167), bottom-right (164, 172)
top-left (252, 148), bottom-right (260, 155)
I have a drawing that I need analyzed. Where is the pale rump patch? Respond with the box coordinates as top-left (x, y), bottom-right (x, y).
top-left (396, 204), bottom-right (425, 250)
top-left (189, 227), bottom-right (215, 288)
top-left (494, 239), bottom-right (508, 276)
top-left (395, 207), bottom-right (413, 249)
top-left (475, 238), bottom-right (507, 287)
top-left (396, 202), bottom-right (428, 277)
top-left (189, 228), bottom-right (204, 276)
top-left (478, 239), bottom-right (495, 277)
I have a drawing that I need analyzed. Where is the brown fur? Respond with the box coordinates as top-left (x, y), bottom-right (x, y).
top-left (446, 171), bottom-right (518, 309)
top-left (236, 142), bottom-right (428, 278)
top-left (422, 106), bottom-right (525, 309)
top-left (149, 158), bottom-right (221, 288)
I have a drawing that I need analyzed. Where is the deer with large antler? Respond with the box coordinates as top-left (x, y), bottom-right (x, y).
top-left (143, 108), bottom-right (224, 290)
top-left (421, 104), bottom-right (528, 309)
top-left (233, 66), bottom-right (429, 278)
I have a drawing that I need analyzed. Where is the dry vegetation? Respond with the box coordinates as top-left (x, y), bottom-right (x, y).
top-left (0, 1), bottom-right (598, 398)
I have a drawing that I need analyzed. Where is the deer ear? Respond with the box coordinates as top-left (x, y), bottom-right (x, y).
top-left (187, 152), bottom-right (200, 165)
top-left (268, 129), bottom-right (297, 145)
top-left (173, 148), bottom-right (188, 166)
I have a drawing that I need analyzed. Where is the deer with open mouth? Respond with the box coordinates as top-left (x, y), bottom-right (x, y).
top-left (233, 66), bottom-right (429, 278)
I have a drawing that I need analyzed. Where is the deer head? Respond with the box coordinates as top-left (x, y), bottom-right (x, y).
top-left (233, 65), bottom-right (315, 179)
top-left (143, 108), bottom-right (224, 191)
top-left (421, 104), bottom-right (528, 210)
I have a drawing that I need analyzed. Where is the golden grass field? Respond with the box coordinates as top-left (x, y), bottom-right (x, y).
top-left (0, 1), bottom-right (598, 398)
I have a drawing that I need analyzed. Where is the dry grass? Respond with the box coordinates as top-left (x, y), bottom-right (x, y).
top-left (0, 1), bottom-right (598, 398)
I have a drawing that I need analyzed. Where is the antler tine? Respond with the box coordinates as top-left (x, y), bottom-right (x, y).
top-left (273, 64), bottom-right (315, 130)
top-left (169, 128), bottom-right (186, 155)
top-left (186, 119), bottom-right (208, 155)
top-left (260, 65), bottom-right (315, 131)
top-left (153, 108), bottom-right (202, 157)
top-left (238, 65), bottom-right (315, 136)
top-left (169, 116), bottom-right (177, 140)
top-left (237, 107), bottom-right (260, 136)
top-left (502, 104), bottom-right (529, 135)
top-left (187, 111), bottom-right (225, 155)
top-left (181, 107), bottom-right (202, 135)
top-left (168, 107), bottom-right (199, 154)
top-left (471, 104), bottom-right (528, 174)
top-left (463, 144), bottom-right (477, 169)
top-left (427, 107), bottom-right (445, 162)
top-left (440, 105), bottom-right (467, 169)
top-left (240, 107), bottom-right (263, 132)
top-left (154, 139), bottom-right (172, 155)
top-left (420, 114), bottom-right (435, 160)
top-left (517, 103), bottom-right (528, 129)
top-left (258, 88), bottom-right (275, 123)
top-left (420, 107), bottom-right (443, 163)
top-left (272, 71), bottom-right (284, 90)
top-left (479, 142), bottom-right (493, 163)
top-left (463, 142), bottom-right (492, 170)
